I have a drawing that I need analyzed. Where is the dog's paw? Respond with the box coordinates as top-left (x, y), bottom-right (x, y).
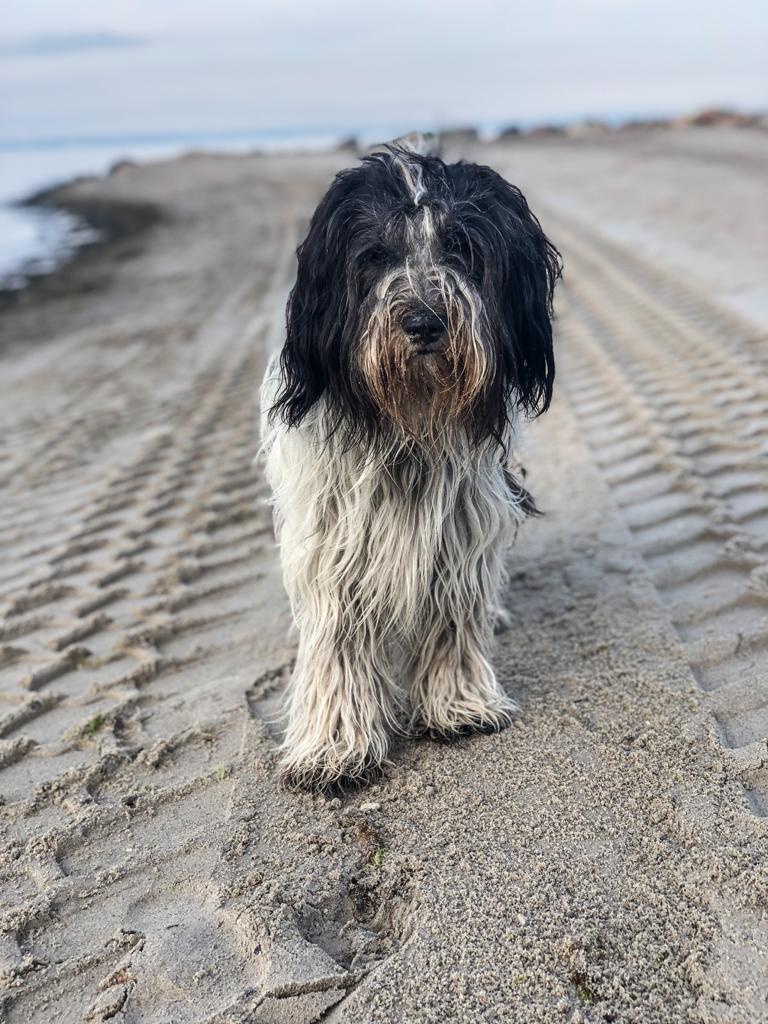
top-left (415, 702), bottom-right (516, 744)
top-left (280, 754), bottom-right (383, 796)
top-left (422, 721), bottom-right (503, 744)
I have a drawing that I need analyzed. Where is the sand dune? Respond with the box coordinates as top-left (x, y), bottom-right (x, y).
top-left (1, 131), bottom-right (767, 1023)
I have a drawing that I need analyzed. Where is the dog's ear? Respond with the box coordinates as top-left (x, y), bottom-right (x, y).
top-left (271, 174), bottom-right (354, 428)
top-left (473, 167), bottom-right (562, 417)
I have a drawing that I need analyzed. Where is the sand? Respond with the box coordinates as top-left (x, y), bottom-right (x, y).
top-left (1, 129), bottom-right (767, 1023)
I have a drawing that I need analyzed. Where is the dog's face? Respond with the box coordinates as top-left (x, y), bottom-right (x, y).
top-left (273, 145), bottom-right (561, 447)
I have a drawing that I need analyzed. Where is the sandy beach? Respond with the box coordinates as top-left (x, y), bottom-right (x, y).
top-left (1, 128), bottom-right (768, 1023)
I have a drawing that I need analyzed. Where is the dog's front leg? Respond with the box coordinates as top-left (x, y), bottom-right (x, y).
top-left (410, 600), bottom-right (516, 740)
top-left (280, 614), bottom-right (397, 792)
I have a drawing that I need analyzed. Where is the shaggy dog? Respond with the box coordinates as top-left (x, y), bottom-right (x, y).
top-left (261, 143), bottom-right (561, 791)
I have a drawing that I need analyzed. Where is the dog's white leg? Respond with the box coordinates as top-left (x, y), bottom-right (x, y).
top-left (407, 461), bottom-right (518, 741)
top-left (281, 616), bottom-right (398, 791)
top-left (410, 599), bottom-right (516, 739)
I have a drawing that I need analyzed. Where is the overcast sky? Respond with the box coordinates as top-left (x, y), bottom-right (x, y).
top-left (2, 1), bottom-right (767, 144)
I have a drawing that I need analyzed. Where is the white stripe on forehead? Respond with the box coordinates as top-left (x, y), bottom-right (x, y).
top-left (420, 204), bottom-right (436, 242)
top-left (393, 153), bottom-right (427, 206)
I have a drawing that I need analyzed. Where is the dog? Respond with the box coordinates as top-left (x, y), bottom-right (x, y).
top-left (260, 142), bottom-right (561, 791)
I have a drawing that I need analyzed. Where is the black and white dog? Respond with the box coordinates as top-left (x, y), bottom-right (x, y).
top-left (261, 143), bottom-right (560, 791)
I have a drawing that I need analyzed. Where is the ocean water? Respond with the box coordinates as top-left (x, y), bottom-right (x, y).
top-left (0, 204), bottom-right (98, 287)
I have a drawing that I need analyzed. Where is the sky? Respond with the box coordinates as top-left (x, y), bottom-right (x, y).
top-left (1, 0), bottom-right (767, 146)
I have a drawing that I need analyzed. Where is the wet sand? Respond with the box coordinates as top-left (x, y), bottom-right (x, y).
top-left (1, 130), bottom-right (767, 1023)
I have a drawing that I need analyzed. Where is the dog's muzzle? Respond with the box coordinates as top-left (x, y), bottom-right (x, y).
top-left (402, 311), bottom-right (445, 353)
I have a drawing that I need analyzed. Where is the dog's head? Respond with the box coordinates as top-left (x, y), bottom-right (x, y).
top-left (272, 144), bottom-right (561, 447)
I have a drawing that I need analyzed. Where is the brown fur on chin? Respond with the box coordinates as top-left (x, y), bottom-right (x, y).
top-left (360, 321), bottom-right (492, 441)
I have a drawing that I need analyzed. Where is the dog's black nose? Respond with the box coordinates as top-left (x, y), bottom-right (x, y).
top-left (402, 311), bottom-right (444, 346)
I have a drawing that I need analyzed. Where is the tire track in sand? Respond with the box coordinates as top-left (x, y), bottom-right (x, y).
top-left (545, 207), bottom-right (768, 815)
